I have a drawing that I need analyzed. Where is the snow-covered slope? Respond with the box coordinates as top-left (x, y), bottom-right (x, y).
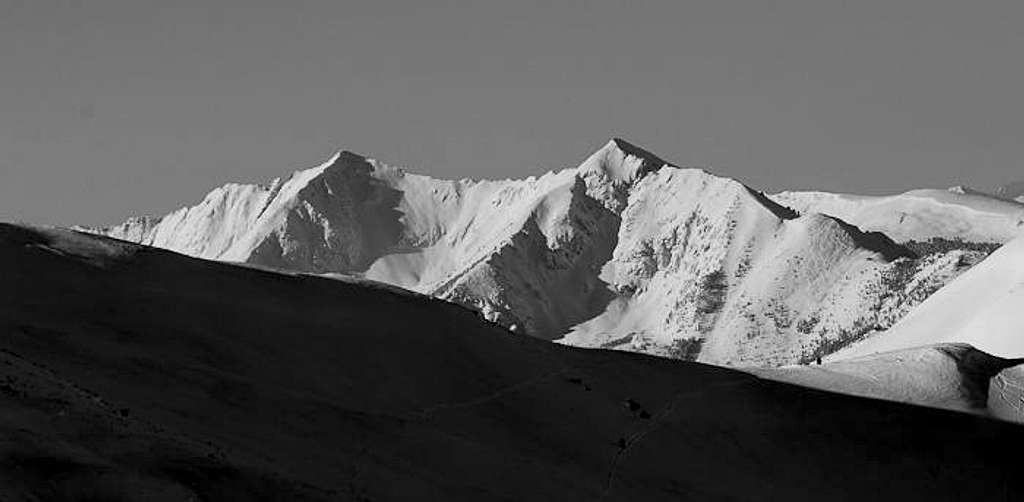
top-left (100, 150), bottom-right (408, 271)
top-left (832, 234), bottom-right (1024, 360)
top-left (773, 187), bottom-right (1024, 243)
top-left (90, 139), bottom-right (981, 366)
top-left (754, 344), bottom-right (1022, 418)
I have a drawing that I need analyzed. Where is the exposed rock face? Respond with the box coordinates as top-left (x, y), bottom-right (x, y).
top-left (88, 139), bottom-right (980, 366)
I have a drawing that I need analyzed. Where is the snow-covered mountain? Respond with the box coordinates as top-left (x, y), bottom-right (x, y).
top-left (773, 187), bottom-right (1024, 244)
top-left (831, 233), bottom-right (1024, 360)
top-left (89, 139), bottom-right (985, 366)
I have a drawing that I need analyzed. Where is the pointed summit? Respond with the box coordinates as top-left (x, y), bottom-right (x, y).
top-left (328, 149), bottom-right (369, 165)
top-left (317, 149), bottom-right (375, 178)
top-left (610, 137), bottom-right (669, 170)
top-left (577, 138), bottom-right (670, 185)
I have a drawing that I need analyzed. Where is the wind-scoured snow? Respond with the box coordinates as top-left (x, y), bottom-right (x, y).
top-left (773, 187), bottom-right (1024, 244)
top-left (832, 234), bottom-right (1024, 360)
top-left (89, 139), bottom-right (983, 365)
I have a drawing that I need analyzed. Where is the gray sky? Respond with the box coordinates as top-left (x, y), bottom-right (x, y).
top-left (2, 1), bottom-right (1022, 226)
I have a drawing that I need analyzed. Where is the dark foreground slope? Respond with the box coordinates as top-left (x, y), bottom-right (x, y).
top-left (0, 223), bottom-right (1021, 501)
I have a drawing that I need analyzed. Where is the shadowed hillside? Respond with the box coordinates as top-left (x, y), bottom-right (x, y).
top-left (1, 223), bottom-right (1022, 500)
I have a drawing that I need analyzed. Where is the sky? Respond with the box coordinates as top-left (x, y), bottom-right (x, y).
top-left (2, 1), bottom-right (1022, 226)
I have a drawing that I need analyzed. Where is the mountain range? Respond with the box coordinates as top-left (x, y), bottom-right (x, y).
top-left (7, 138), bottom-right (1024, 498)
top-left (86, 139), bottom-right (1024, 366)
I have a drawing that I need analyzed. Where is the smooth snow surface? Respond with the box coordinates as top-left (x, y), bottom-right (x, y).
top-left (3, 223), bottom-right (1023, 500)
top-left (90, 139), bottom-right (981, 365)
top-left (755, 344), bottom-right (1021, 417)
top-left (773, 188), bottom-right (1024, 243)
top-left (833, 235), bottom-right (1024, 360)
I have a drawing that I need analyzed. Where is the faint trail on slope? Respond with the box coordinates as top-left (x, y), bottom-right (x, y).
top-left (598, 379), bottom-right (750, 501)
top-left (409, 366), bottom-right (573, 420)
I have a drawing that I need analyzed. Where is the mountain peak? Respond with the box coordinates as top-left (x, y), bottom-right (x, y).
top-left (320, 149), bottom-right (374, 175)
top-left (577, 138), bottom-right (671, 188)
top-left (610, 137), bottom-right (669, 167)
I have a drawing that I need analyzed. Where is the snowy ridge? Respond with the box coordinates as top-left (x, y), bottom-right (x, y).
top-left (559, 171), bottom-right (965, 365)
top-left (755, 344), bottom-right (1022, 417)
top-left (90, 139), bottom-right (980, 365)
top-left (97, 151), bottom-right (409, 272)
top-left (773, 187), bottom-right (1024, 243)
